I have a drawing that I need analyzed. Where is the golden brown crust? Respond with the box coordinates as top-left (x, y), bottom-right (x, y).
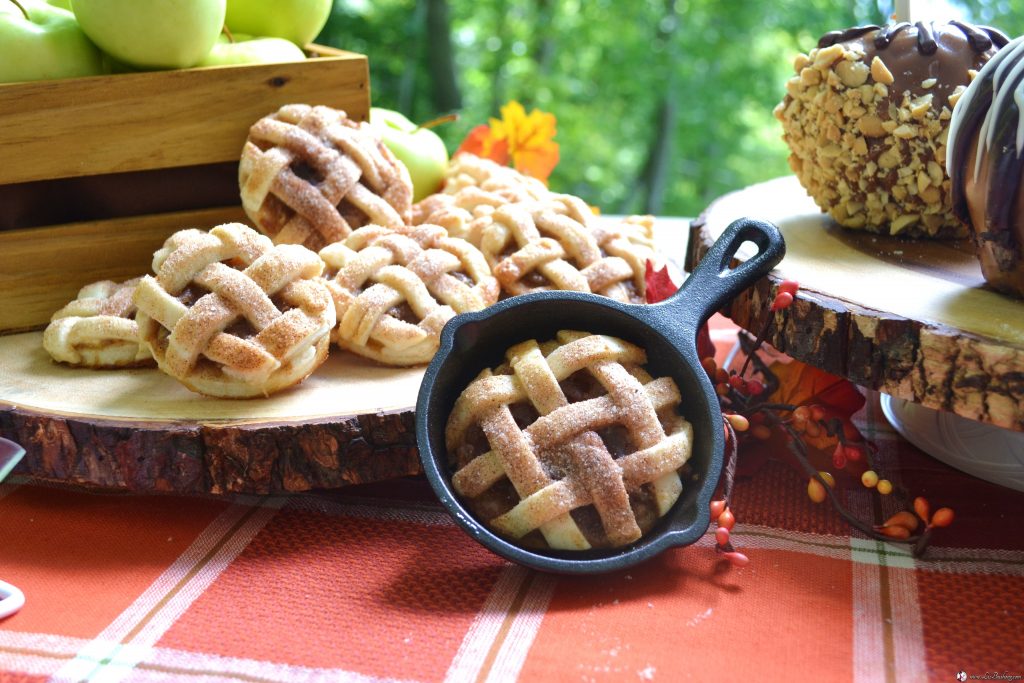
top-left (479, 201), bottom-right (654, 302)
top-left (134, 223), bottom-right (335, 398)
top-left (43, 278), bottom-right (153, 369)
top-left (445, 330), bottom-right (693, 550)
top-left (413, 155), bottom-right (655, 301)
top-left (240, 104), bottom-right (413, 251)
top-left (320, 223), bottom-right (499, 366)
top-left (411, 154), bottom-right (551, 244)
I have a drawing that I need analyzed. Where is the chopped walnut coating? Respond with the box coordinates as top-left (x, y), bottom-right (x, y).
top-left (774, 42), bottom-right (972, 239)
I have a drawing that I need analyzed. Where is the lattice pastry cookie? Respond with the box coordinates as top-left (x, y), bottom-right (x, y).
top-left (412, 153), bottom-right (551, 244)
top-left (133, 223), bottom-right (336, 398)
top-left (478, 200), bottom-right (655, 302)
top-left (240, 104), bottom-right (413, 252)
top-left (446, 331), bottom-right (694, 550)
top-left (320, 223), bottom-right (499, 366)
top-left (443, 153), bottom-right (549, 201)
top-left (43, 278), bottom-right (152, 368)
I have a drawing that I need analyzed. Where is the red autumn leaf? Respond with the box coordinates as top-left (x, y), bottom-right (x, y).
top-left (767, 360), bottom-right (865, 421)
top-left (737, 360), bottom-right (870, 479)
top-left (644, 261), bottom-right (677, 304)
top-left (645, 261), bottom-right (716, 362)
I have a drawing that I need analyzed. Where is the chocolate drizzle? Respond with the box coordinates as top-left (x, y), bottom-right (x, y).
top-left (876, 22), bottom-right (911, 49)
top-left (948, 35), bottom-right (1024, 280)
top-left (818, 25), bottom-right (878, 47)
top-left (818, 20), bottom-right (1008, 54)
top-left (915, 22), bottom-right (938, 54)
top-left (951, 20), bottom-right (1009, 51)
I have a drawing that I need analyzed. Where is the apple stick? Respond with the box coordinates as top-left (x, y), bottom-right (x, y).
top-left (6, 0), bottom-right (29, 21)
top-left (415, 113), bottom-right (459, 133)
top-left (222, 23), bottom-right (236, 44)
top-left (894, 0), bottom-right (913, 22)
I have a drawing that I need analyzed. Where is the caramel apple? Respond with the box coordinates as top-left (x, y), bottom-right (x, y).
top-left (948, 35), bottom-right (1024, 297)
top-left (775, 21), bottom-right (1007, 238)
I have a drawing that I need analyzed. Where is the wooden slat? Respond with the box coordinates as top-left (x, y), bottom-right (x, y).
top-left (0, 206), bottom-right (248, 332)
top-left (0, 51), bottom-right (369, 185)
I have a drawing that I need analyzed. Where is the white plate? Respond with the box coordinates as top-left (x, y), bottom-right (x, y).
top-left (880, 394), bottom-right (1024, 492)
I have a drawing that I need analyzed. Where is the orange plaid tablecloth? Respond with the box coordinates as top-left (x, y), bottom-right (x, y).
top-left (1, 319), bottom-right (1023, 683)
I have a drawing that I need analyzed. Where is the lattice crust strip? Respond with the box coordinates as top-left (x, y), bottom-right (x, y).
top-left (133, 223), bottom-right (336, 398)
top-left (446, 331), bottom-right (693, 550)
top-left (240, 104), bottom-right (413, 252)
top-left (478, 203), bottom-right (656, 303)
top-left (320, 223), bottom-right (500, 366)
top-left (43, 278), bottom-right (152, 369)
top-left (411, 153), bottom-right (550, 243)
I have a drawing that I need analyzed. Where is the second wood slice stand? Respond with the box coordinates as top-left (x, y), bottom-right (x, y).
top-left (687, 176), bottom-right (1024, 432)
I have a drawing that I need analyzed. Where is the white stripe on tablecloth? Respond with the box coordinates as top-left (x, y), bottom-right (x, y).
top-left (911, 546), bottom-right (1024, 576)
top-left (888, 559), bottom-right (928, 683)
top-left (848, 478), bottom-right (887, 683)
top-left (0, 631), bottom-right (89, 676)
top-left (127, 645), bottom-right (421, 683)
top-left (0, 631), bottom-right (420, 683)
top-left (444, 564), bottom-right (530, 683)
top-left (51, 497), bottom-right (283, 683)
top-left (728, 525), bottom-right (852, 561)
top-left (484, 572), bottom-right (556, 683)
top-left (726, 524), bottom-right (1024, 575)
top-left (852, 541), bottom-right (886, 683)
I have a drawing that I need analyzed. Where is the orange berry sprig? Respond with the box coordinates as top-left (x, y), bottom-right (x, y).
top-left (703, 277), bottom-right (955, 558)
top-left (792, 421), bottom-right (955, 554)
top-left (710, 419), bottom-right (749, 568)
top-left (706, 349), bottom-right (953, 555)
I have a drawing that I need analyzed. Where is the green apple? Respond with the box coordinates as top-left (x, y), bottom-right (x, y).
top-left (198, 32), bottom-right (305, 67)
top-left (44, 0), bottom-right (71, 9)
top-left (225, 0), bottom-right (331, 47)
top-left (0, 0), bottom-right (104, 83)
top-left (71, 0), bottom-right (226, 69)
top-left (370, 108), bottom-right (450, 203)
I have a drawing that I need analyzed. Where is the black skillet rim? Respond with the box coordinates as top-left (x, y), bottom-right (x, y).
top-left (415, 290), bottom-right (723, 575)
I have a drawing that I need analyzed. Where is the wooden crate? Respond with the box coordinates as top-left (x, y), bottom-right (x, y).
top-left (0, 46), bottom-right (369, 333)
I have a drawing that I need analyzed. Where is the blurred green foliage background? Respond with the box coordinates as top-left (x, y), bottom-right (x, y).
top-left (319, 1), bottom-right (1024, 216)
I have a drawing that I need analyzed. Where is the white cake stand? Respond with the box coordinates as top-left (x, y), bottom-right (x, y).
top-left (879, 394), bottom-right (1024, 492)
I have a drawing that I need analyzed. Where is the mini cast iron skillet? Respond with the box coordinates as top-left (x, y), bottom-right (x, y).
top-left (416, 217), bottom-right (785, 574)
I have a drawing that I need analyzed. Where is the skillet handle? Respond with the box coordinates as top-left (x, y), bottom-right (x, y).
top-left (661, 217), bottom-right (785, 332)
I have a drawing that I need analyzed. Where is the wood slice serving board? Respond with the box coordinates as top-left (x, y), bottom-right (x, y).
top-left (0, 334), bottom-right (424, 494)
top-left (1, 219), bottom-right (689, 494)
top-left (687, 176), bottom-right (1024, 431)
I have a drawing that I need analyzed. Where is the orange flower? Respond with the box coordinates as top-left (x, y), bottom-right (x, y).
top-left (455, 100), bottom-right (560, 183)
top-left (456, 124), bottom-right (509, 166)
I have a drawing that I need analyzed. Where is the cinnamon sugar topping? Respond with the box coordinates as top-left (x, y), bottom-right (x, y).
top-left (446, 331), bottom-right (694, 550)
top-left (240, 104), bottom-right (413, 251)
top-left (133, 223), bottom-right (335, 398)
